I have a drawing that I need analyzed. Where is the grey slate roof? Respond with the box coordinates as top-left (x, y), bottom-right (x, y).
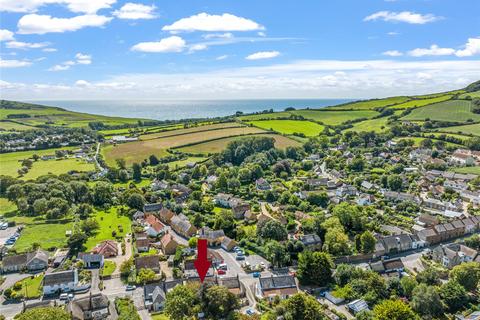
top-left (43, 270), bottom-right (76, 286)
top-left (259, 275), bottom-right (296, 290)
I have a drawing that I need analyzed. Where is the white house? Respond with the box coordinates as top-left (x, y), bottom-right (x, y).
top-left (43, 269), bottom-right (78, 295)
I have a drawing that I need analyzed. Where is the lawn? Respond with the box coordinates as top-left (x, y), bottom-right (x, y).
top-left (290, 110), bottom-right (379, 125)
top-left (0, 198), bottom-right (17, 215)
top-left (344, 117), bottom-right (390, 133)
top-left (151, 314), bottom-right (171, 320)
top-left (326, 97), bottom-right (411, 110)
top-left (101, 261), bottom-right (117, 277)
top-left (393, 137), bottom-right (463, 148)
top-left (102, 126), bottom-right (266, 166)
top-left (451, 166), bottom-right (480, 174)
top-left (84, 207), bottom-right (132, 251)
top-left (247, 120), bottom-right (325, 136)
top-left (177, 134), bottom-right (301, 154)
top-left (388, 94), bottom-right (453, 109)
top-left (167, 157), bottom-right (208, 170)
top-left (9, 274), bottom-right (44, 299)
top-left (14, 219), bottom-right (74, 252)
top-left (434, 123), bottom-right (480, 136)
top-left (238, 112), bottom-right (294, 121)
top-left (22, 158), bottom-right (95, 180)
top-left (113, 179), bottom-right (152, 189)
top-left (401, 100), bottom-right (480, 123)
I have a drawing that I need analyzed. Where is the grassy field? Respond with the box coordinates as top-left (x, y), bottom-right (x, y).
top-left (9, 274), bottom-right (44, 299)
top-left (21, 158), bottom-right (95, 180)
top-left (167, 157), bottom-right (208, 170)
top-left (388, 95), bottom-right (453, 109)
top-left (401, 100), bottom-right (480, 123)
top-left (247, 120), bottom-right (324, 136)
top-left (0, 198), bottom-right (17, 215)
top-left (101, 261), bottom-right (117, 277)
top-left (459, 90), bottom-right (480, 99)
top-left (238, 112), bottom-right (294, 121)
top-left (326, 97), bottom-right (410, 110)
top-left (14, 219), bottom-right (74, 252)
top-left (451, 166), bottom-right (480, 174)
top-left (177, 134), bottom-right (301, 154)
top-left (0, 121), bottom-right (35, 132)
top-left (112, 179), bottom-right (152, 189)
top-left (434, 123), bottom-right (480, 136)
top-left (84, 207), bottom-right (131, 250)
top-left (102, 126), bottom-right (266, 166)
top-left (139, 122), bottom-right (243, 140)
top-left (344, 117), bottom-right (390, 133)
top-left (393, 137), bottom-right (463, 148)
top-left (290, 110), bottom-right (379, 125)
top-left (426, 132), bottom-right (471, 141)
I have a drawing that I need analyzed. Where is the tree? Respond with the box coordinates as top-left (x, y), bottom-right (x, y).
top-left (92, 181), bottom-right (114, 206)
top-left (306, 192), bottom-right (329, 207)
top-left (132, 163), bottom-right (142, 181)
top-left (67, 232), bottom-right (87, 254)
top-left (164, 284), bottom-right (199, 320)
top-left (297, 251), bottom-right (333, 286)
top-left (203, 285), bottom-right (240, 319)
top-left (126, 193), bottom-right (145, 211)
top-left (116, 158), bottom-right (127, 169)
top-left (120, 259), bottom-right (133, 276)
top-left (14, 307), bottom-right (70, 320)
top-left (80, 218), bottom-right (99, 236)
top-left (400, 276), bottom-right (418, 298)
top-left (137, 268), bottom-right (156, 284)
top-left (323, 227), bottom-right (350, 255)
top-left (276, 293), bottom-right (324, 320)
top-left (415, 267), bottom-right (439, 286)
top-left (450, 262), bottom-right (480, 291)
top-left (149, 155), bottom-right (159, 166)
top-left (439, 280), bottom-right (468, 312)
top-left (264, 240), bottom-right (289, 268)
top-left (410, 284), bottom-right (444, 318)
top-left (373, 299), bottom-right (416, 320)
top-left (32, 198), bottom-right (48, 215)
top-left (387, 174), bottom-right (402, 191)
top-left (360, 231), bottom-right (376, 254)
top-left (257, 220), bottom-right (288, 241)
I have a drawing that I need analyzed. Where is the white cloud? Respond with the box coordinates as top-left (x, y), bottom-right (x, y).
top-left (162, 13), bottom-right (264, 32)
top-left (0, 58), bottom-right (32, 68)
top-left (17, 14), bottom-right (112, 34)
top-left (49, 64), bottom-right (71, 71)
top-left (43, 48), bottom-right (57, 52)
top-left (455, 37), bottom-right (480, 57)
top-left (246, 51), bottom-right (280, 60)
top-left (383, 50), bottom-right (403, 57)
top-left (216, 55), bottom-right (229, 60)
top-left (364, 11), bottom-right (440, 24)
top-left (75, 52), bottom-right (91, 64)
top-left (202, 32), bottom-right (233, 39)
top-left (189, 44), bottom-right (208, 52)
top-left (5, 40), bottom-right (50, 49)
top-left (258, 31), bottom-right (266, 37)
top-left (0, 29), bottom-right (15, 41)
top-left (408, 44), bottom-right (456, 57)
top-left (0, 0), bottom-right (116, 14)
top-left (387, 31), bottom-right (400, 36)
top-left (112, 2), bottom-right (156, 20)
top-left (131, 36), bottom-right (186, 53)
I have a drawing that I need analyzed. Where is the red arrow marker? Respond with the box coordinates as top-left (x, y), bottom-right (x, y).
top-left (194, 238), bottom-right (211, 283)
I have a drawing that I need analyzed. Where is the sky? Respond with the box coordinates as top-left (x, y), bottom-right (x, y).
top-left (0, 0), bottom-right (479, 100)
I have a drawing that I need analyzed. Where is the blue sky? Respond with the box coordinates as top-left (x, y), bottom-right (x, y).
top-left (0, 0), bottom-right (479, 99)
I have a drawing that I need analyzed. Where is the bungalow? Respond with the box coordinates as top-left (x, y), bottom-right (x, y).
top-left (158, 208), bottom-right (175, 224)
top-left (78, 253), bottom-right (104, 269)
top-left (170, 214), bottom-right (197, 238)
top-left (433, 244), bottom-right (478, 269)
top-left (199, 227), bottom-right (225, 247)
top-left (256, 275), bottom-right (298, 300)
top-left (135, 255), bottom-right (160, 273)
top-left (143, 203), bottom-right (163, 214)
top-left (43, 269), bottom-right (78, 295)
top-left (255, 178), bottom-right (271, 191)
top-left (145, 215), bottom-right (167, 237)
top-left (160, 232), bottom-right (179, 255)
top-left (299, 234), bottom-right (322, 251)
top-left (136, 238), bottom-right (150, 253)
top-left (221, 236), bottom-right (237, 251)
top-left (1, 249), bottom-right (48, 273)
top-left (91, 240), bottom-right (118, 257)
top-left (68, 293), bottom-right (110, 320)
top-left (143, 280), bottom-right (183, 312)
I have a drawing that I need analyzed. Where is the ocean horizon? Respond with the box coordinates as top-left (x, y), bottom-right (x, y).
top-left (28, 99), bottom-right (354, 121)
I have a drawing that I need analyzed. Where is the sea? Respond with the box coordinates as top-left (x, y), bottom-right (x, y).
top-left (30, 99), bottom-right (353, 121)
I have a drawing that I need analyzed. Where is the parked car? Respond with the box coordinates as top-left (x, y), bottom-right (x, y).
top-left (218, 263), bottom-right (228, 270)
top-left (217, 269), bottom-right (226, 275)
top-left (252, 272), bottom-right (260, 278)
top-left (236, 255), bottom-right (245, 261)
top-left (126, 285), bottom-right (136, 291)
top-left (246, 309), bottom-right (256, 315)
top-left (59, 293), bottom-right (69, 301)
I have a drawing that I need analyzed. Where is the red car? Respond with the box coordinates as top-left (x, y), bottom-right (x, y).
top-left (217, 269), bottom-right (226, 275)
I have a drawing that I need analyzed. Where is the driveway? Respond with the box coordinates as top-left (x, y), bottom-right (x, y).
top-left (109, 235), bottom-right (132, 276)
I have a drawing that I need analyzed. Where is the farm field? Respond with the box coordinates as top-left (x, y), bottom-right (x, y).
top-left (290, 110), bottom-right (379, 125)
top-left (14, 219), bottom-right (74, 252)
top-left (393, 137), bottom-right (463, 148)
top-left (238, 112), bottom-right (294, 121)
top-left (84, 207), bottom-right (132, 250)
top-left (22, 158), bottom-right (95, 180)
top-left (140, 122), bottom-right (243, 140)
top-left (102, 126), bottom-right (266, 165)
top-left (451, 166), bottom-right (480, 174)
top-left (459, 90), bottom-right (480, 99)
top-left (167, 157), bottom-right (208, 170)
top-left (401, 100), bottom-right (480, 123)
top-left (434, 123), bottom-right (480, 136)
top-left (0, 121), bottom-right (35, 132)
top-left (388, 95), bottom-right (453, 109)
top-left (0, 146), bottom-right (79, 177)
top-left (344, 117), bottom-right (390, 133)
top-left (425, 132), bottom-right (470, 141)
top-left (326, 97), bottom-right (410, 110)
top-left (177, 134), bottom-right (301, 154)
top-left (247, 120), bottom-right (324, 136)
top-left (412, 89), bottom-right (464, 99)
